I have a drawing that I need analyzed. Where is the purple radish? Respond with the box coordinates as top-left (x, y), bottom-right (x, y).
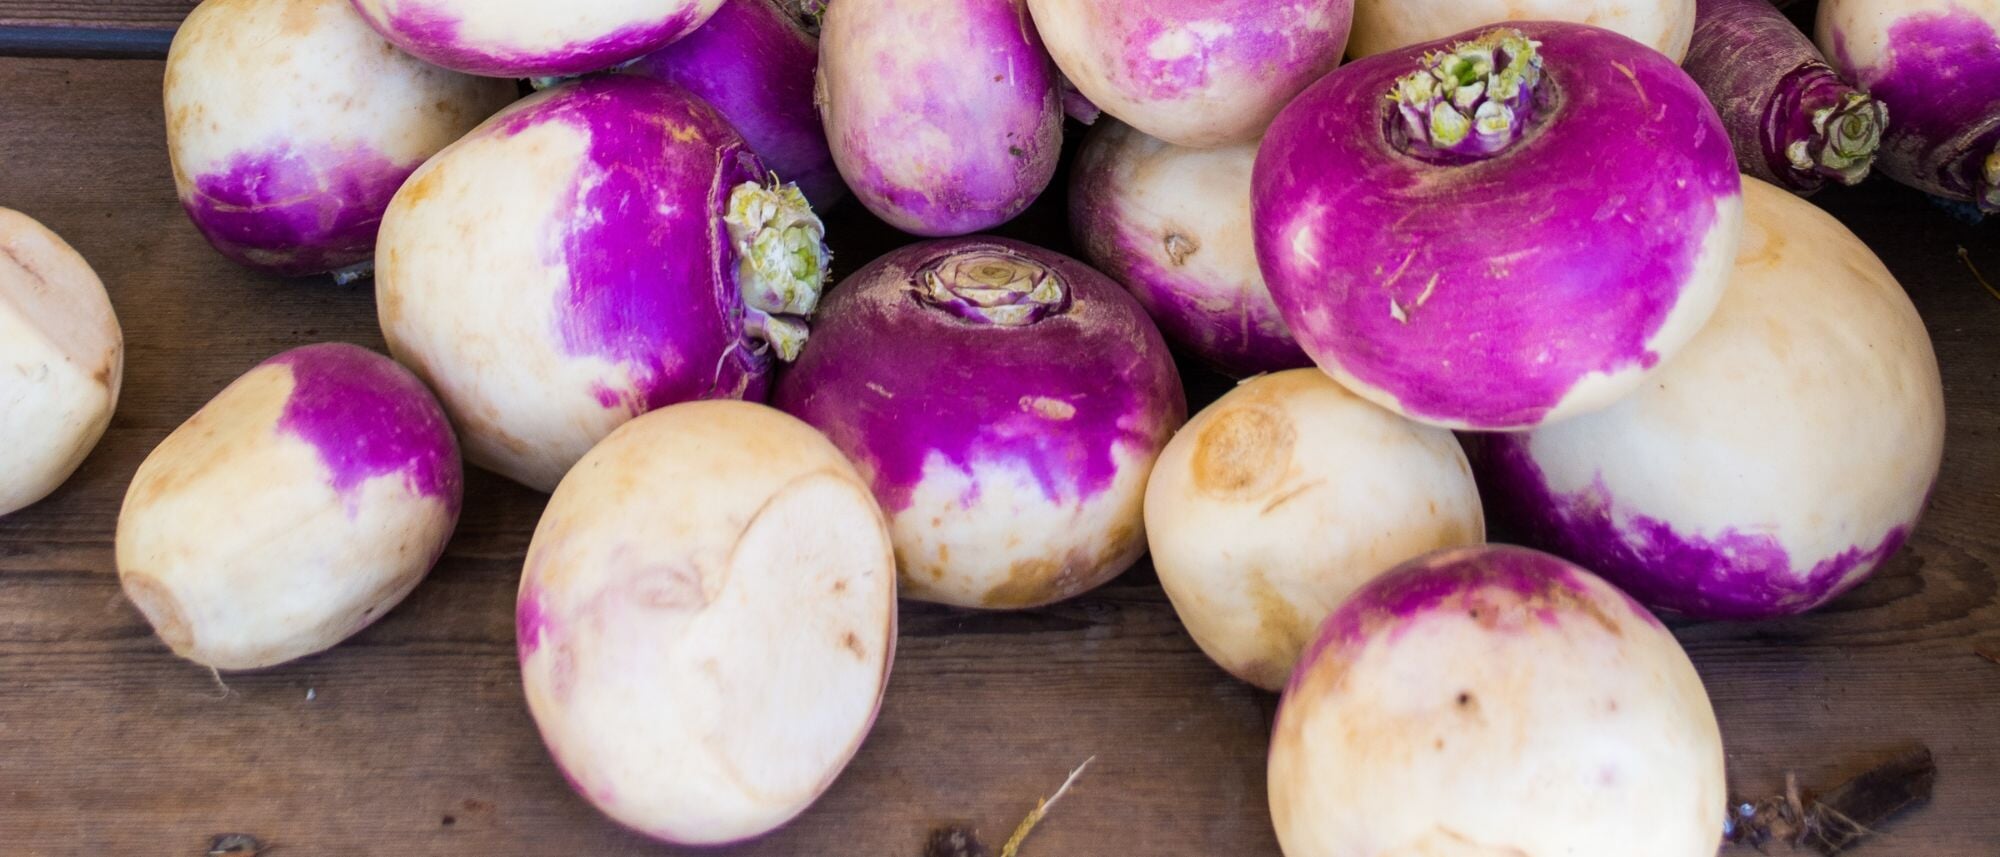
top-left (1685, 0), bottom-right (1887, 194)
top-left (625, 0), bottom-right (843, 208)
top-left (117, 344), bottom-right (462, 670)
top-left (817, 0), bottom-right (1063, 236)
top-left (1070, 119), bottom-right (1308, 376)
top-left (1350, 0), bottom-right (1697, 62)
top-left (349, 0), bottom-right (723, 77)
top-left (376, 75), bottom-right (829, 492)
top-left (1817, 0), bottom-right (2000, 212)
top-left (1025, 0), bottom-right (1355, 148)
top-left (1269, 545), bottom-right (1725, 857)
top-left (773, 238), bottom-right (1186, 610)
top-left (1253, 24), bottom-right (1743, 430)
top-left (1476, 178), bottom-right (1945, 620)
top-left (165, 0), bottom-right (516, 278)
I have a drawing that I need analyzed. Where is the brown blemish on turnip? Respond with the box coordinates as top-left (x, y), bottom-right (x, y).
top-left (982, 557), bottom-right (1064, 609)
top-left (1260, 479), bottom-right (1323, 517)
top-left (1021, 396), bottom-right (1076, 421)
top-left (124, 574), bottom-right (193, 655)
top-left (1191, 406), bottom-right (1293, 499)
top-left (840, 630), bottom-right (865, 659)
top-left (1164, 232), bottom-right (1198, 266)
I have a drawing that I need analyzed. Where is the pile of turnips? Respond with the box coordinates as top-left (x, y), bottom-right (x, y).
top-left (0, 0), bottom-right (1963, 851)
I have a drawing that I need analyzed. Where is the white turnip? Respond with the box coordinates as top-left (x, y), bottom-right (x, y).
top-left (1350, 0), bottom-right (1697, 62)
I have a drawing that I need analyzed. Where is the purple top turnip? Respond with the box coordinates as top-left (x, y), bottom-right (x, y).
top-left (1476, 178), bottom-right (1945, 620)
top-left (1253, 24), bottom-right (1743, 430)
top-left (817, 0), bottom-right (1063, 235)
top-left (1817, 0), bottom-right (2000, 212)
top-left (377, 75), bottom-right (829, 491)
top-left (625, 0), bottom-right (843, 208)
top-left (349, 0), bottom-right (724, 77)
top-left (1685, 0), bottom-right (1886, 194)
top-left (1070, 120), bottom-right (1309, 376)
top-left (773, 238), bottom-right (1186, 609)
top-left (1026, 0), bottom-right (1355, 147)
top-left (165, 0), bottom-right (516, 277)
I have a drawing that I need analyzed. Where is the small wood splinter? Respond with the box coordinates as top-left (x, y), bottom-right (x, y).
top-left (924, 757), bottom-right (1096, 857)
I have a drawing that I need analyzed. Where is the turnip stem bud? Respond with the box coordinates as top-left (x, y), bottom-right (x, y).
top-left (726, 179), bottom-right (828, 361)
top-left (1982, 148), bottom-right (2000, 212)
top-left (912, 248), bottom-right (1071, 326)
top-left (1783, 80), bottom-right (1885, 186)
top-left (1389, 28), bottom-right (1544, 162)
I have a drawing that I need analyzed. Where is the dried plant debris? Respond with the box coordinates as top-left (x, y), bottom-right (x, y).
top-left (925, 758), bottom-right (1095, 857)
top-left (1725, 746), bottom-right (1936, 855)
top-left (206, 834), bottom-right (264, 856)
top-left (1959, 247), bottom-right (2000, 302)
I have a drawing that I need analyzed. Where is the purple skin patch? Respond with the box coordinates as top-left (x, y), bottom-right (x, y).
top-left (1281, 544), bottom-right (1660, 702)
top-left (825, 0), bottom-right (1064, 236)
top-left (351, 0), bottom-right (708, 77)
top-left (1107, 1), bottom-right (1348, 103)
top-left (625, 0), bottom-right (843, 207)
top-left (182, 145), bottom-right (410, 277)
top-left (1477, 436), bottom-right (1912, 621)
top-left (1834, 10), bottom-right (2000, 210)
top-left (772, 237), bottom-right (1185, 514)
top-left (482, 76), bottom-right (772, 412)
top-left (1252, 22), bottom-right (1741, 428)
top-left (264, 343), bottom-right (462, 515)
top-left (516, 583), bottom-right (553, 659)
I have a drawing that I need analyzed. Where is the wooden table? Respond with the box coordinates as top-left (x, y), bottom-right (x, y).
top-left (2, 9), bottom-right (1997, 857)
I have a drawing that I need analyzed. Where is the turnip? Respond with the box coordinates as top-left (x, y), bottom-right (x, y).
top-left (1817, 0), bottom-right (2000, 212)
top-left (1144, 370), bottom-right (1484, 691)
top-left (1685, 0), bottom-right (1887, 194)
top-left (1349, 0), bottom-right (1697, 62)
top-left (772, 238), bottom-right (1185, 609)
top-left (1269, 545), bottom-right (1726, 857)
top-left (1476, 178), bottom-right (1944, 620)
top-left (116, 343), bottom-right (461, 671)
top-left (1069, 120), bottom-right (1309, 377)
top-left (518, 400), bottom-right (894, 845)
top-left (349, 0), bottom-right (723, 77)
top-left (1025, 0), bottom-right (1354, 148)
top-left (625, 0), bottom-right (843, 207)
top-left (0, 209), bottom-right (122, 517)
top-left (1254, 24), bottom-right (1743, 430)
top-left (165, 0), bottom-right (516, 278)
top-left (376, 75), bottom-right (828, 492)
top-left (817, 0), bottom-right (1063, 236)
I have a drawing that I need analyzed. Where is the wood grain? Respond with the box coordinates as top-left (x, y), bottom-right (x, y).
top-left (1, 56), bottom-right (1997, 857)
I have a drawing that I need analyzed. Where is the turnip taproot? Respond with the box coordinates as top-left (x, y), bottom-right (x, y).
top-left (518, 401), bottom-right (894, 846)
top-left (376, 75), bottom-right (828, 492)
top-left (1254, 24), bottom-right (1742, 430)
top-left (773, 238), bottom-right (1185, 609)
top-left (1025, 0), bottom-right (1354, 147)
top-left (1269, 545), bottom-right (1726, 857)
top-left (1476, 178), bottom-right (1944, 620)
top-left (1350, 0), bottom-right (1697, 62)
top-left (117, 344), bottom-right (461, 671)
top-left (1144, 370), bottom-right (1483, 691)
top-left (1685, 0), bottom-right (1886, 194)
top-left (0, 209), bottom-right (122, 517)
top-left (165, 0), bottom-right (515, 278)
top-left (1069, 121), bottom-right (1308, 377)
top-left (349, 0), bottom-right (723, 77)
top-left (1817, 0), bottom-right (2000, 212)
top-left (626, 0), bottom-right (843, 207)
top-left (817, 0), bottom-right (1063, 236)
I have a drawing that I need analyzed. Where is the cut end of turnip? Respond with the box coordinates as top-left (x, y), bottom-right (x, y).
top-left (726, 178), bottom-right (829, 362)
top-left (1791, 92), bottom-right (1885, 186)
top-left (912, 246), bottom-right (1073, 327)
top-left (1389, 28), bottom-right (1544, 162)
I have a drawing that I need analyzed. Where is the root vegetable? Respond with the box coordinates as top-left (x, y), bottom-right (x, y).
top-left (349, 0), bottom-right (724, 77)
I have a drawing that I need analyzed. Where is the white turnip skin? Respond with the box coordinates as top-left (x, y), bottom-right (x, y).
top-left (1270, 545), bottom-right (1726, 857)
top-left (518, 401), bottom-right (895, 846)
top-left (1069, 121), bottom-right (1309, 377)
top-left (1350, 0), bottom-right (1697, 62)
top-left (116, 344), bottom-right (462, 671)
top-left (350, 0), bottom-right (725, 77)
top-left (165, 0), bottom-right (515, 277)
top-left (1477, 178), bottom-right (1945, 620)
top-left (0, 209), bottom-right (122, 517)
top-left (1026, 0), bottom-right (1354, 147)
top-left (1144, 370), bottom-right (1484, 691)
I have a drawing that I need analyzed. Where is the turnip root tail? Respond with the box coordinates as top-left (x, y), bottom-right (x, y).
top-left (1388, 28), bottom-right (1544, 162)
top-left (912, 247), bottom-right (1072, 326)
top-left (1724, 746), bottom-right (1935, 855)
top-left (725, 177), bottom-right (829, 361)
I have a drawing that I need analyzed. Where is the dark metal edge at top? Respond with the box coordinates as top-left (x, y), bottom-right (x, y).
top-left (0, 25), bottom-right (173, 59)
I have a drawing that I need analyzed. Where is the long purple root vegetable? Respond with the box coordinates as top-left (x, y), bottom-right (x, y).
top-left (1685, 0), bottom-right (1886, 194)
